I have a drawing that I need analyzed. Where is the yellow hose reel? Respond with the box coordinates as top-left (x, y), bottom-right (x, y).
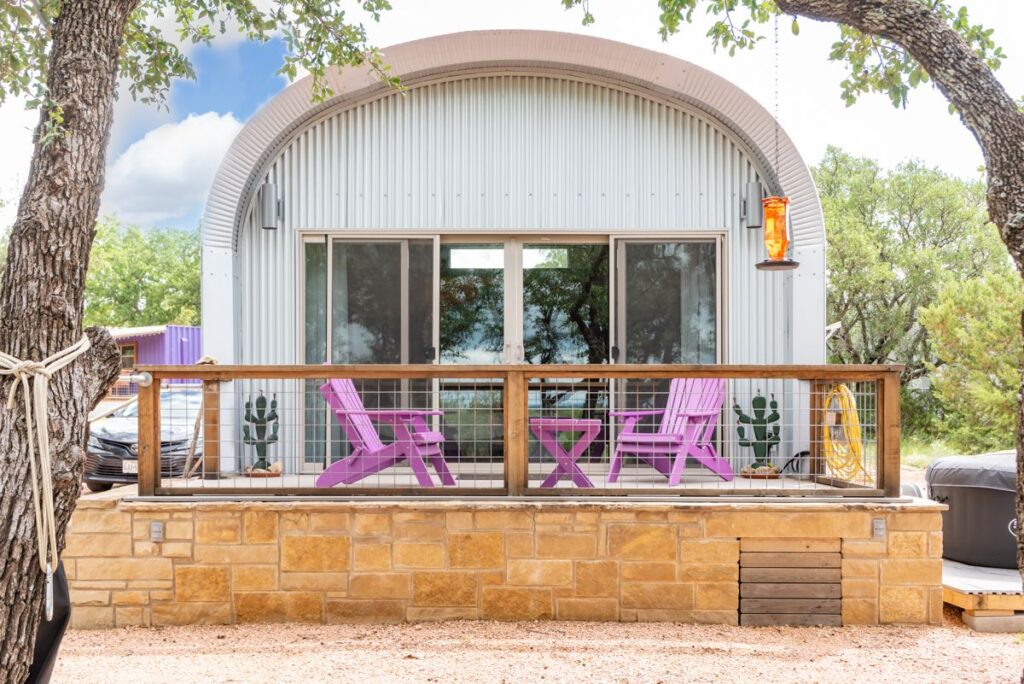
top-left (823, 384), bottom-right (873, 485)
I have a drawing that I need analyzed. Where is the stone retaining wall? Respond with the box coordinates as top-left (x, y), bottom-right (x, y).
top-left (64, 498), bottom-right (945, 628)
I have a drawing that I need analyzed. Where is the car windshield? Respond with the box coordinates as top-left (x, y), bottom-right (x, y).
top-left (115, 388), bottom-right (203, 422)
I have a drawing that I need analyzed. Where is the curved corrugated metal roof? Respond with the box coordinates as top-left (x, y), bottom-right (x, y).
top-left (202, 30), bottom-right (823, 251)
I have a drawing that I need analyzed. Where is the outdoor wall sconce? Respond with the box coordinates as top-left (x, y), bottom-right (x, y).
top-left (261, 181), bottom-right (281, 230)
top-left (755, 196), bottom-right (799, 271)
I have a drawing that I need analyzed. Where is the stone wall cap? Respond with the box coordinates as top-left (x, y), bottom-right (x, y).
top-left (117, 497), bottom-right (946, 514)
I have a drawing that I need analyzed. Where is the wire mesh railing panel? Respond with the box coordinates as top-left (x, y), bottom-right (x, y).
top-left (136, 374), bottom-right (505, 492)
top-left (525, 376), bottom-right (880, 493)
top-left (120, 366), bottom-right (892, 496)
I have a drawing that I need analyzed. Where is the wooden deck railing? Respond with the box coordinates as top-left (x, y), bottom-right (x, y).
top-left (133, 364), bottom-right (902, 498)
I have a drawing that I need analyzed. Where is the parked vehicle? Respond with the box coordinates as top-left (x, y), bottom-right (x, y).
top-left (84, 387), bottom-right (203, 492)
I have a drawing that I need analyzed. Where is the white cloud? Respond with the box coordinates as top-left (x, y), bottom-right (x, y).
top-left (101, 111), bottom-right (242, 227)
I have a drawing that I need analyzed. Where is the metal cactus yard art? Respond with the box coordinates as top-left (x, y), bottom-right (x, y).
top-left (732, 391), bottom-right (780, 472)
top-left (243, 392), bottom-right (279, 471)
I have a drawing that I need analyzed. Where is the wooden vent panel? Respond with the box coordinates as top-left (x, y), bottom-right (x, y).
top-left (739, 539), bottom-right (842, 627)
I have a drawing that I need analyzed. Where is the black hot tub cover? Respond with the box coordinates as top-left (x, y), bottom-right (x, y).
top-left (926, 451), bottom-right (1015, 492)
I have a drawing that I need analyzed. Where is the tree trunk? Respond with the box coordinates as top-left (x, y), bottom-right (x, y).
top-left (777, 0), bottom-right (1024, 591)
top-left (0, 1), bottom-right (135, 680)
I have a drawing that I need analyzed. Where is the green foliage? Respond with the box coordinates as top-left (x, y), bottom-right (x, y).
top-left (562, 1), bottom-right (1001, 107)
top-left (83, 217), bottom-right (201, 328)
top-left (919, 271), bottom-right (1023, 453)
top-left (816, 146), bottom-right (1005, 374)
top-left (816, 147), bottom-right (1018, 449)
top-left (0, 0), bottom-right (395, 113)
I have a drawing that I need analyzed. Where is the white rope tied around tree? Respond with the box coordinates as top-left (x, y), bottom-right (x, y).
top-left (0, 334), bottom-right (91, 621)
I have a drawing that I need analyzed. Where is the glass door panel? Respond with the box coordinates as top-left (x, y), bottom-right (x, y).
top-left (616, 240), bottom-right (718, 364)
top-left (439, 243), bottom-right (505, 364)
top-left (331, 242), bottom-right (402, 363)
top-left (303, 239), bottom-right (329, 466)
top-left (614, 239), bottom-right (720, 440)
top-left (522, 243), bottom-right (610, 364)
top-left (303, 237), bottom-right (436, 470)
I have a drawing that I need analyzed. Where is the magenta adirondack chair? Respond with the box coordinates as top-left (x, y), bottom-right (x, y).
top-left (316, 378), bottom-right (456, 488)
top-left (608, 378), bottom-right (733, 486)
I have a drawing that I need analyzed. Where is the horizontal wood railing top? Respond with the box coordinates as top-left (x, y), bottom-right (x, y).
top-left (135, 363), bottom-right (905, 381)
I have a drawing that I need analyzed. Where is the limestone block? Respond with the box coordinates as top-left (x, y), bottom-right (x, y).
top-left (151, 602), bottom-right (231, 626)
top-left (473, 511), bottom-right (533, 530)
top-left (281, 535), bottom-right (351, 572)
top-left (348, 573), bottom-right (410, 599)
top-left (164, 520), bottom-right (193, 540)
top-left (394, 523), bottom-right (445, 542)
top-left (574, 560), bottom-right (617, 598)
top-left (535, 533), bottom-right (595, 559)
top-left (234, 592), bottom-right (323, 623)
top-left (308, 512), bottom-right (349, 533)
top-left (112, 591), bottom-right (149, 606)
top-left (407, 607), bottom-right (478, 621)
top-left (70, 508), bottom-right (131, 534)
top-left (842, 598), bottom-right (878, 625)
top-left (175, 566), bottom-right (230, 603)
top-left (77, 557), bottom-right (173, 582)
top-left (887, 512), bottom-right (942, 531)
top-left (506, 559), bottom-right (573, 586)
top-left (445, 512), bottom-right (474, 530)
top-left (71, 589), bottom-right (110, 607)
top-left (243, 511), bottom-right (279, 543)
top-left (705, 512), bottom-right (871, 539)
top-left (879, 559), bottom-right (942, 585)
top-left (841, 578), bottom-right (878, 599)
top-left (195, 518), bottom-right (241, 544)
top-left (879, 585), bottom-right (928, 623)
top-left (888, 531), bottom-right (928, 558)
top-left (64, 533), bottom-right (132, 558)
top-left (412, 572), bottom-right (478, 607)
top-left (621, 562), bottom-right (675, 582)
top-left (232, 565), bottom-right (278, 592)
top-left (70, 606), bottom-right (115, 629)
top-left (557, 598), bottom-right (618, 621)
top-left (678, 563), bottom-right (737, 582)
top-left (480, 587), bottom-right (553, 620)
top-left (394, 543), bottom-right (445, 569)
top-left (280, 572), bottom-right (349, 592)
top-left (353, 513), bottom-right (391, 536)
top-left (621, 583), bottom-right (694, 610)
top-left (194, 544), bottom-right (278, 565)
top-left (507, 532), bottom-right (534, 558)
top-left (449, 532), bottom-right (505, 568)
top-left (325, 599), bottom-right (404, 623)
top-left (678, 540), bottom-right (739, 564)
top-left (353, 542), bottom-right (392, 571)
top-left (115, 607), bottom-right (148, 627)
top-left (607, 525), bottom-right (676, 561)
top-left (695, 582), bottom-right (738, 611)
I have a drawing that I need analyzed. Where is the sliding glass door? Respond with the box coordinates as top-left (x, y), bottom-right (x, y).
top-left (303, 237), bottom-right (437, 468)
top-left (615, 239), bottom-right (719, 365)
top-left (439, 239), bottom-right (611, 364)
top-left (302, 233), bottom-right (720, 471)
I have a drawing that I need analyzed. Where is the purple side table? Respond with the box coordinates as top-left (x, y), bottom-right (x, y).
top-left (529, 417), bottom-right (602, 488)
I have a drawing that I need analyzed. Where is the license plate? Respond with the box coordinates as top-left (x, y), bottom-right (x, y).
top-left (122, 460), bottom-right (139, 475)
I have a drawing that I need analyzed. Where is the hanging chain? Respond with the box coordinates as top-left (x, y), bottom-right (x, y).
top-left (773, 12), bottom-right (780, 174)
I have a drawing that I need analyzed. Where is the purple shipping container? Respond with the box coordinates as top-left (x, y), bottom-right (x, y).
top-left (108, 325), bottom-right (202, 395)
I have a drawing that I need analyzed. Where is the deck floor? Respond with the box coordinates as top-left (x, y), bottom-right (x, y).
top-left (943, 559), bottom-right (1023, 596)
top-left (160, 460), bottom-right (853, 492)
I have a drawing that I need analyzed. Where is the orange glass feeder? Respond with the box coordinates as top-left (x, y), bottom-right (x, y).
top-left (756, 195), bottom-right (799, 271)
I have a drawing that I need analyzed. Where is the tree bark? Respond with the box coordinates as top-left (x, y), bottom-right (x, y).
top-left (0, 0), bottom-right (135, 680)
top-left (776, 0), bottom-right (1024, 588)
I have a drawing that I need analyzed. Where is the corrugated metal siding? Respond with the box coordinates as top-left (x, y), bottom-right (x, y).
top-left (162, 325), bottom-right (203, 365)
top-left (236, 75), bottom-right (785, 367)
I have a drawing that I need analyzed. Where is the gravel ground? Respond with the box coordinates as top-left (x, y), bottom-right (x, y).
top-left (53, 609), bottom-right (1023, 684)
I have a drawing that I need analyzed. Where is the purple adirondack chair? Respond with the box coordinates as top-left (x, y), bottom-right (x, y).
top-left (608, 378), bottom-right (733, 486)
top-left (316, 378), bottom-right (456, 488)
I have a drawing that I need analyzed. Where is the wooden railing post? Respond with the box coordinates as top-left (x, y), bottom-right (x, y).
top-left (879, 371), bottom-right (901, 497)
top-left (504, 370), bottom-right (528, 495)
top-left (137, 381), bottom-right (160, 496)
top-left (202, 380), bottom-right (221, 480)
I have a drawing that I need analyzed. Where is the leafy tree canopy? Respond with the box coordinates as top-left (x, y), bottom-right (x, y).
top-left (0, 0), bottom-right (397, 116)
top-left (816, 146), bottom-right (1008, 378)
top-left (920, 270), bottom-right (1023, 452)
top-left (83, 217), bottom-right (200, 328)
top-left (564, 0), bottom-right (1004, 108)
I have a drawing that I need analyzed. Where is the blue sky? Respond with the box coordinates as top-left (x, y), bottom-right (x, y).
top-left (1, 0), bottom-right (1022, 233)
